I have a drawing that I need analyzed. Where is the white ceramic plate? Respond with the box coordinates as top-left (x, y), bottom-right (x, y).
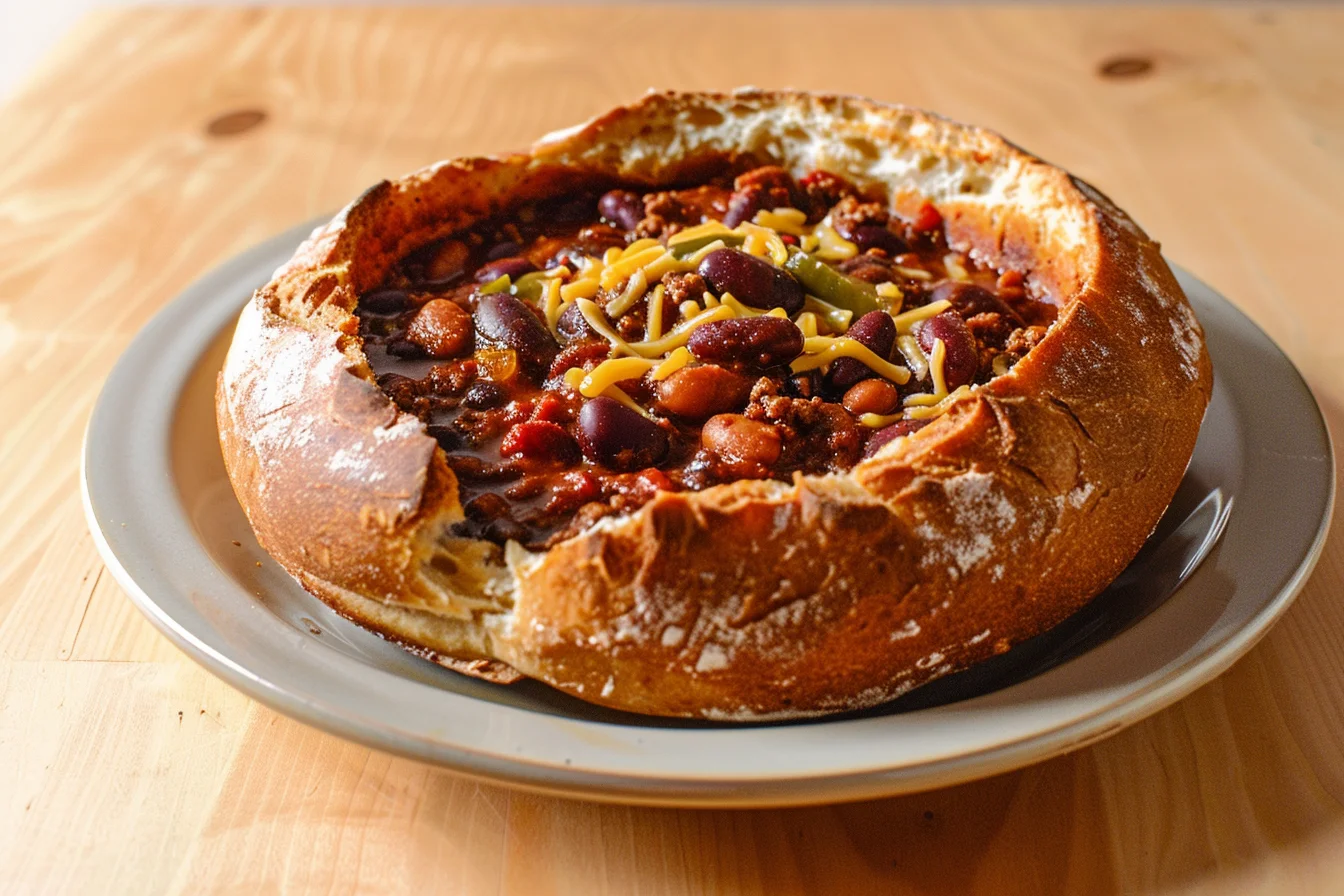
top-left (82, 221), bottom-right (1334, 807)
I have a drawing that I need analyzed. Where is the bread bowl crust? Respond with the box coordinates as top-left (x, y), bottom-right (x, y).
top-left (216, 90), bottom-right (1212, 719)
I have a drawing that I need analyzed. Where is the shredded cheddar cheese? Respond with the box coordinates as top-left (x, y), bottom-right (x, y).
top-left (802, 295), bottom-right (853, 333)
top-left (543, 277), bottom-right (565, 334)
top-left (943, 253), bottom-right (970, 281)
top-left (646, 283), bottom-right (666, 341)
top-left (905, 385), bottom-right (971, 419)
top-left (629, 304), bottom-right (736, 357)
top-left (651, 346), bottom-right (693, 380)
top-left (895, 265), bottom-right (933, 281)
top-left (604, 267), bottom-right (649, 318)
top-left (812, 221), bottom-right (858, 261)
top-left (929, 338), bottom-right (949, 397)
top-left (752, 207), bottom-right (809, 235)
top-left (892, 299), bottom-right (951, 333)
top-left (579, 357), bottom-right (658, 397)
top-left (576, 298), bottom-right (637, 356)
top-left (792, 337), bottom-right (912, 384)
top-left (896, 334), bottom-right (929, 380)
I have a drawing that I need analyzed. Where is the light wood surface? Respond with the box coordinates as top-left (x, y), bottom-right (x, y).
top-left (1, 5), bottom-right (1341, 893)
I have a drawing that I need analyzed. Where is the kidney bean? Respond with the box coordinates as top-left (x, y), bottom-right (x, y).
top-left (720, 191), bottom-right (761, 229)
top-left (406, 299), bottom-right (474, 359)
top-left (598, 190), bottom-right (645, 232)
top-left (687, 316), bottom-right (804, 370)
top-left (474, 293), bottom-right (558, 375)
top-left (556, 301), bottom-right (598, 343)
top-left (701, 415), bottom-right (782, 467)
top-left (846, 224), bottom-right (909, 256)
top-left (931, 281), bottom-right (1022, 325)
top-left (486, 241), bottom-right (522, 261)
top-left (842, 379), bottom-right (901, 416)
top-left (863, 418), bottom-right (929, 458)
top-left (475, 256), bottom-right (537, 284)
top-left (827, 310), bottom-right (897, 390)
top-left (577, 396), bottom-right (669, 471)
top-left (360, 288), bottom-right (411, 314)
top-left (463, 381), bottom-right (508, 410)
top-left (698, 248), bottom-right (805, 315)
top-left (916, 312), bottom-right (979, 388)
top-left (653, 365), bottom-right (754, 420)
top-left (500, 421), bottom-right (581, 465)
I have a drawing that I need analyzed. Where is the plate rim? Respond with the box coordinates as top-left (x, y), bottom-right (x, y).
top-left (81, 221), bottom-right (1336, 807)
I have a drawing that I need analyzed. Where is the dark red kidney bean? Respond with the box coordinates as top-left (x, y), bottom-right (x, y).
top-left (847, 224), bottom-right (909, 256)
top-left (827, 310), bottom-right (897, 390)
top-left (653, 365), bottom-right (754, 420)
top-left (556, 301), bottom-right (598, 343)
top-left (486, 241), bottom-right (522, 261)
top-left (361, 288), bottom-right (411, 314)
top-left (701, 414), bottom-right (782, 466)
top-left (463, 382), bottom-right (508, 410)
top-left (406, 299), bottom-right (474, 359)
top-left (930, 281), bottom-right (1023, 325)
top-left (475, 256), bottom-right (537, 284)
top-left (688, 316), bottom-right (804, 370)
top-left (598, 190), bottom-right (645, 232)
top-left (474, 294), bottom-right (558, 373)
top-left (863, 418), bottom-right (929, 458)
top-left (698, 249), bottom-right (805, 315)
top-left (500, 421), bottom-right (581, 465)
top-left (577, 396), bottom-right (669, 471)
top-left (720, 190), bottom-right (761, 228)
top-left (916, 312), bottom-right (979, 388)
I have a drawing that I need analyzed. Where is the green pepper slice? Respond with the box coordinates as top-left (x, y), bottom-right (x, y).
top-left (784, 249), bottom-right (881, 317)
top-left (667, 231), bottom-right (746, 259)
top-left (509, 271), bottom-right (549, 301)
top-left (478, 274), bottom-right (512, 295)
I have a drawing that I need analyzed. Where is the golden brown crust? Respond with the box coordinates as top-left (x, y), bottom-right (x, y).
top-left (216, 90), bottom-right (1212, 719)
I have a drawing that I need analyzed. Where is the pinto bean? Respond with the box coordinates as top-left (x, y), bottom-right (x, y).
top-left (653, 365), bottom-right (754, 420)
top-left (406, 299), bottom-right (474, 358)
top-left (701, 415), bottom-right (782, 467)
top-left (842, 379), bottom-right (901, 416)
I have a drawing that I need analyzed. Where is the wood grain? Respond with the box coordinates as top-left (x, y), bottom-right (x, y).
top-left (1, 5), bottom-right (1341, 893)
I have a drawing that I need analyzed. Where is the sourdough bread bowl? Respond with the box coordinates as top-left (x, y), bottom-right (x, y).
top-left (216, 89), bottom-right (1212, 719)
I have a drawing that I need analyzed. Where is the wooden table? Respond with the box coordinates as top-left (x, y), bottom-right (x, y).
top-left (2, 5), bottom-right (1341, 893)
